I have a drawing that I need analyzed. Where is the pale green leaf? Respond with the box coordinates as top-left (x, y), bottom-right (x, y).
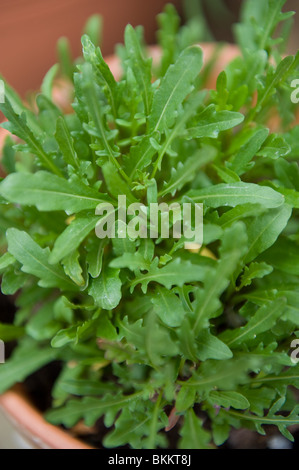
top-left (6, 228), bottom-right (75, 290)
top-left (148, 46), bottom-right (203, 133)
top-left (89, 268), bottom-right (122, 310)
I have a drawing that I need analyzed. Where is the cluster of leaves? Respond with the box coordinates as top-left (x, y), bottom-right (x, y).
top-left (0, 0), bottom-right (299, 449)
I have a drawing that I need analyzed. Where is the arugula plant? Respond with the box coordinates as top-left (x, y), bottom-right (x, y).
top-left (0, 0), bottom-right (299, 449)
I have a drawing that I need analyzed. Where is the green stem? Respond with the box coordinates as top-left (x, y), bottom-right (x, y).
top-left (146, 390), bottom-right (163, 449)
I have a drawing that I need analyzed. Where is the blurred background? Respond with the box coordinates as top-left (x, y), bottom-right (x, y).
top-left (0, 0), bottom-right (298, 97)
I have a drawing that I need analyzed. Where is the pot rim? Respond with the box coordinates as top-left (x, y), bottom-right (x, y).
top-left (0, 385), bottom-right (93, 449)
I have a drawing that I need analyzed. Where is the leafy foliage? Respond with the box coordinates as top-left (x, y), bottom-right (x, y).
top-left (0, 0), bottom-right (298, 449)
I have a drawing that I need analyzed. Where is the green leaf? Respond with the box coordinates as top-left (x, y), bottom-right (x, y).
top-left (86, 239), bottom-right (106, 278)
top-left (46, 391), bottom-right (143, 428)
top-left (58, 379), bottom-right (114, 397)
top-left (0, 75), bottom-right (42, 135)
top-left (235, 0), bottom-right (293, 53)
top-left (212, 421), bottom-right (231, 447)
top-left (151, 91), bottom-right (206, 175)
top-left (124, 25), bottom-right (153, 116)
top-left (256, 134), bottom-right (290, 159)
top-left (0, 252), bottom-right (16, 271)
top-left (209, 391), bottom-right (250, 410)
top-left (35, 95), bottom-right (62, 135)
top-left (51, 317), bottom-right (98, 348)
top-left (150, 286), bottom-right (185, 327)
top-left (55, 116), bottom-right (79, 169)
top-left (6, 228), bottom-right (75, 290)
top-left (212, 164), bottom-right (240, 184)
top-left (220, 298), bottom-right (286, 348)
top-left (181, 357), bottom-right (258, 392)
top-left (0, 323), bottom-right (24, 342)
top-left (224, 400), bottom-right (299, 441)
top-left (244, 204), bottom-right (292, 264)
top-left (54, 296), bottom-right (74, 323)
top-left (126, 135), bottom-right (158, 178)
top-left (274, 158), bottom-right (299, 190)
top-left (80, 63), bottom-right (128, 182)
top-left (138, 239), bottom-right (155, 263)
top-left (62, 250), bottom-right (85, 287)
top-left (89, 268), bottom-right (122, 310)
top-left (50, 326), bottom-right (77, 348)
top-left (0, 343), bottom-right (57, 394)
top-left (102, 161), bottom-right (137, 203)
top-left (186, 182), bottom-right (284, 209)
top-left (148, 46), bottom-right (203, 133)
top-left (41, 64), bottom-right (59, 100)
top-left (218, 203), bottom-right (267, 228)
top-left (96, 312), bottom-right (118, 340)
top-left (0, 99), bottom-right (62, 177)
top-left (238, 262), bottom-right (273, 290)
top-left (192, 223), bottom-right (248, 334)
top-left (130, 258), bottom-right (211, 294)
top-left (49, 213), bottom-right (99, 264)
top-left (159, 146), bottom-right (216, 197)
top-left (26, 303), bottom-right (61, 340)
top-left (119, 313), bottom-right (179, 367)
top-left (239, 387), bottom-right (276, 417)
top-left (228, 128), bottom-right (269, 175)
top-left (0, 171), bottom-right (110, 214)
top-left (186, 105), bottom-right (244, 139)
top-left (260, 237), bottom-right (299, 275)
top-left (176, 387), bottom-right (196, 412)
top-left (157, 3), bottom-right (181, 75)
top-left (182, 0), bottom-right (213, 43)
top-left (258, 0), bottom-right (293, 50)
top-left (274, 187), bottom-right (299, 209)
top-left (144, 391), bottom-right (167, 449)
top-left (252, 364), bottom-right (299, 389)
top-left (196, 329), bottom-right (233, 361)
top-left (83, 15), bottom-right (102, 48)
top-left (111, 236), bottom-right (135, 256)
top-left (57, 37), bottom-right (74, 80)
top-left (110, 252), bottom-right (150, 271)
top-left (177, 318), bottom-right (199, 362)
top-left (254, 56), bottom-right (294, 115)
top-left (1, 269), bottom-right (27, 295)
top-left (103, 407), bottom-right (151, 449)
top-left (179, 409), bottom-right (211, 449)
top-left (81, 35), bottom-right (118, 117)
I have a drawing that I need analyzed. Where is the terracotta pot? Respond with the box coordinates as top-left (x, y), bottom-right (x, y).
top-left (0, 0), bottom-right (182, 97)
top-left (0, 385), bottom-right (92, 449)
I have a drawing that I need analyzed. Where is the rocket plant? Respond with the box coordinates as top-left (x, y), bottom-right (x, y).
top-left (0, 0), bottom-right (299, 449)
